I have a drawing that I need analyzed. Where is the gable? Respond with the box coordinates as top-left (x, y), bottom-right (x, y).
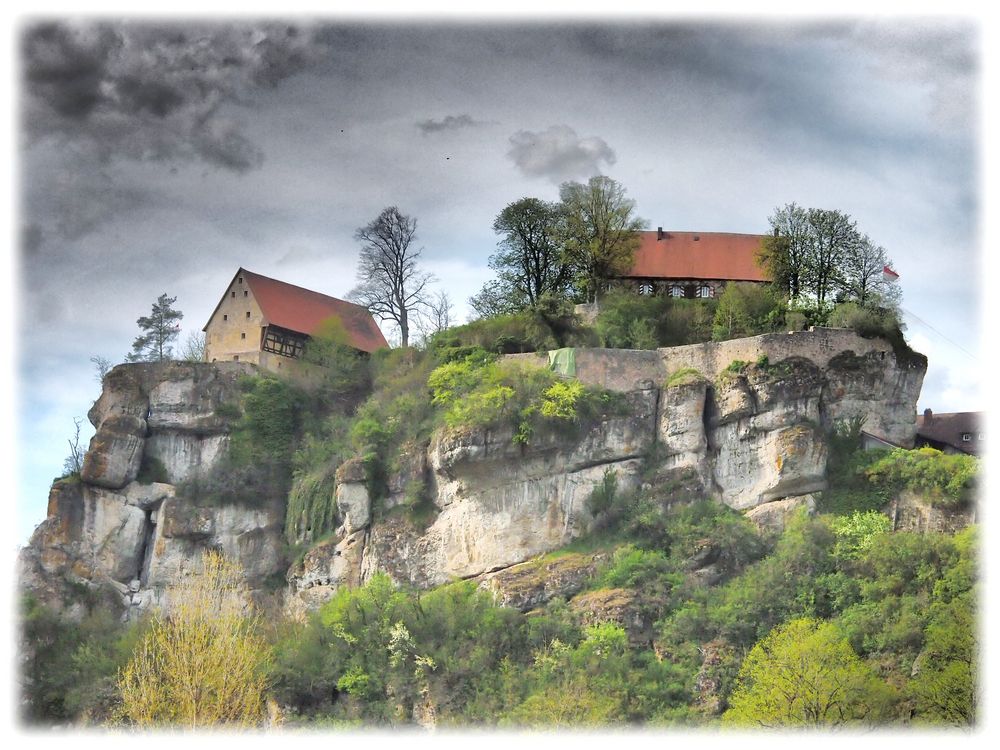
top-left (204, 268), bottom-right (388, 353)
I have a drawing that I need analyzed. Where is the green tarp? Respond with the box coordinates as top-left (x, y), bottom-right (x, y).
top-left (547, 347), bottom-right (576, 378)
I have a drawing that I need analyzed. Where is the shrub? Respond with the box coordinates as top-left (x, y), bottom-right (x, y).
top-left (586, 468), bottom-right (618, 517)
top-left (136, 454), bottom-right (169, 485)
top-left (864, 447), bottom-right (978, 507)
top-left (594, 290), bottom-right (717, 349)
top-left (831, 511), bottom-right (892, 561)
top-left (712, 282), bottom-right (785, 342)
top-left (665, 367), bottom-right (703, 388)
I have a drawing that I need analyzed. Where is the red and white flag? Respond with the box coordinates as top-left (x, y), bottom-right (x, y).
top-left (883, 265), bottom-right (899, 283)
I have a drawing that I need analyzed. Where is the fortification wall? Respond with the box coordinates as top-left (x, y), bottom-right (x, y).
top-left (506, 328), bottom-right (897, 392)
top-left (658, 327), bottom-right (895, 381)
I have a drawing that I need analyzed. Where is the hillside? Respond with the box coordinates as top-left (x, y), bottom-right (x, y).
top-left (17, 327), bottom-right (979, 727)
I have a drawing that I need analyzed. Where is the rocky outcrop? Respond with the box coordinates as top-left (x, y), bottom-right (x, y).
top-left (476, 552), bottom-right (607, 611)
top-left (568, 587), bottom-right (652, 646)
top-left (886, 490), bottom-right (976, 534)
top-left (22, 329), bottom-right (927, 618)
top-left (19, 361), bottom-right (288, 619)
top-left (744, 494), bottom-right (817, 532)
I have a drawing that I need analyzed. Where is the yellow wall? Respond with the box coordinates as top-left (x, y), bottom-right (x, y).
top-left (204, 273), bottom-right (266, 366)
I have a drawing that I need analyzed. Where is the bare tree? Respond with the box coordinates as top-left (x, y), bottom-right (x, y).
top-left (90, 355), bottom-right (112, 383)
top-left (63, 417), bottom-right (85, 477)
top-left (180, 331), bottom-right (207, 362)
top-left (415, 289), bottom-right (454, 343)
top-left (838, 235), bottom-right (893, 307)
top-left (349, 206), bottom-right (434, 348)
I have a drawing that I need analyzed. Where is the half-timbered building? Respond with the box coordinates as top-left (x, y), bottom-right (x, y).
top-left (202, 268), bottom-right (387, 374)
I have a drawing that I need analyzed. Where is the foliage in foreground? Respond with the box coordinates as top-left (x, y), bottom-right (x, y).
top-left (723, 618), bottom-right (895, 727)
top-left (116, 552), bottom-right (271, 728)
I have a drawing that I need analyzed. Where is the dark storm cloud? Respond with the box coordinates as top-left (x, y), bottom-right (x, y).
top-left (22, 21), bottom-right (331, 172)
top-left (507, 125), bottom-right (616, 183)
top-left (416, 114), bottom-right (484, 135)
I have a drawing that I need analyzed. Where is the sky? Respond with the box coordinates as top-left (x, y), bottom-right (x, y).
top-left (11, 15), bottom-right (983, 543)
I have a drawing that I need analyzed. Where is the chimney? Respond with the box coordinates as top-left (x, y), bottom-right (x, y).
top-left (924, 408), bottom-right (933, 422)
top-left (657, 227), bottom-right (663, 241)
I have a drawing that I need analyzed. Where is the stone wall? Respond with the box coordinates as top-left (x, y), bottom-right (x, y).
top-left (659, 327), bottom-right (898, 380)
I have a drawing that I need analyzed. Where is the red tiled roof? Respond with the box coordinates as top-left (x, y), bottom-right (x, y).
top-left (624, 231), bottom-right (769, 282)
top-left (239, 269), bottom-right (388, 353)
top-left (916, 411), bottom-right (982, 456)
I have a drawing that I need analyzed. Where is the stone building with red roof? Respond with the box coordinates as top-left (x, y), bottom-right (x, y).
top-left (202, 268), bottom-right (388, 374)
top-left (617, 228), bottom-right (769, 298)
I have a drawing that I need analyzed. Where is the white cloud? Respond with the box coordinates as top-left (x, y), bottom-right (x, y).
top-left (506, 125), bottom-right (616, 183)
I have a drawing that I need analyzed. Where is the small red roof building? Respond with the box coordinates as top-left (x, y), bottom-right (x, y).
top-left (203, 268), bottom-right (387, 372)
top-left (618, 229), bottom-right (769, 298)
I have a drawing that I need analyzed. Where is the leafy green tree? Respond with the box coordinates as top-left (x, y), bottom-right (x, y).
top-left (724, 617), bottom-right (896, 727)
top-left (126, 293), bottom-right (183, 362)
top-left (757, 202), bottom-right (810, 299)
top-left (473, 197), bottom-right (573, 312)
top-left (711, 282), bottom-right (783, 340)
top-left (558, 176), bottom-right (646, 302)
top-left (20, 595), bottom-right (142, 724)
top-left (301, 317), bottom-right (371, 403)
top-left (804, 208), bottom-right (862, 305)
top-left (910, 593), bottom-right (976, 725)
top-left (831, 510), bottom-right (892, 561)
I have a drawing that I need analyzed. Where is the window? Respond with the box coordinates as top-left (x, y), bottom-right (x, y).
top-left (962, 433), bottom-right (971, 441)
top-left (246, 311), bottom-right (251, 318)
top-left (238, 277), bottom-right (243, 284)
top-left (696, 285), bottom-right (712, 298)
top-left (668, 285), bottom-right (685, 298)
top-left (638, 281), bottom-right (654, 296)
top-left (223, 314), bottom-right (228, 321)
top-left (231, 291), bottom-right (236, 298)
top-left (978, 433), bottom-right (985, 440)
top-left (244, 291), bottom-right (248, 297)
top-left (241, 332), bottom-right (246, 340)
top-left (233, 355), bottom-right (239, 361)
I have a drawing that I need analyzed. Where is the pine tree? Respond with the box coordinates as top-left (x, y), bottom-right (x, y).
top-left (126, 293), bottom-right (183, 362)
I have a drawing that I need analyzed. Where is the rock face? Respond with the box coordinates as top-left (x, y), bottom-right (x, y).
top-left (284, 330), bottom-right (924, 607)
top-left (18, 361), bottom-right (289, 619)
top-left (21, 329), bottom-right (927, 617)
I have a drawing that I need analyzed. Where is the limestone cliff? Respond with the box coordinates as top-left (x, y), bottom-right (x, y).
top-left (19, 328), bottom-right (926, 619)
top-left (19, 362), bottom-right (288, 618)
